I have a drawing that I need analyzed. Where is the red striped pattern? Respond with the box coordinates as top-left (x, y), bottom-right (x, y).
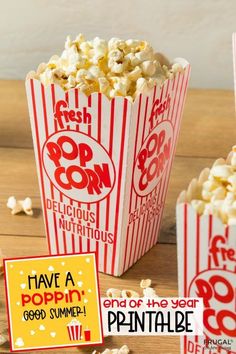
top-left (177, 202), bottom-right (236, 353)
top-left (122, 64), bottom-right (191, 274)
top-left (25, 63), bottom-right (190, 276)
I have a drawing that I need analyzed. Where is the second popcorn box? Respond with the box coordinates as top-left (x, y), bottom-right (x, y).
top-left (177, 152), bottom-right (236, 353)
top-left (26, 35), bottom-right (190, 275)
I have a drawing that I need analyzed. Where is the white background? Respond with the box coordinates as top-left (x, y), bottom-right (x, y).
top-left (1, 0), bottom-right (236, 88)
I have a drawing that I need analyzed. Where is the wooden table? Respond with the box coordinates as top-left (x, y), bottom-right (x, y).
top-left (0, 82), bottom-right (235, 354)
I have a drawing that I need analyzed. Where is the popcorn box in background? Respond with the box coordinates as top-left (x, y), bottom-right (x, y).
top-left (26, 59), bottom-right (190, 276)
top-left (177, 159), bottom-right (236, 353)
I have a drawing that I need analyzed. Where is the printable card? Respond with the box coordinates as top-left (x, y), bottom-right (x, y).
top-left (4, 253), bottom-right (103, 352)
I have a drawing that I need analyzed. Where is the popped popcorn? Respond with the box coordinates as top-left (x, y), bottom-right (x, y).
top-left (30, 34), bottom-right (184, 100)
top-left (106, 288), bottom-right (122, 298)
top-left (140, 278), bottom-right (152, 289)
top-left (105, 278), bottom-right (159, 299)
top-left (7, 196), bottom-right (33, 216)
top-left (143, 287), bottom-right (158, 298)
top-left (92, 344), bottom-right (130, 354)
top-left (187, 146), bottom-right (236, 224)
top-left (121, 289), bottom-right (140, 298)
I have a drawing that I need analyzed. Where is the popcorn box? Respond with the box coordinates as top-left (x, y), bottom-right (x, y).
top-left (25, 59), bottom-right (190, 276)
top-left (177, 188), bottom-right (236, 352)
top-left (67, 319), bottom-right (82, 341)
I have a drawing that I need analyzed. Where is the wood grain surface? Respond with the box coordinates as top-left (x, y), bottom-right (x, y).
top-left (0, 82), bottom-right (235, 354)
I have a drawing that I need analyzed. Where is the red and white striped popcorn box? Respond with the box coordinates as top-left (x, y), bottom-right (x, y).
top-left (176, 168), bottom-right (236, 353)
top-left (25, 58), bottom-right (190, 276)
top-left (67, 319), bottom-right (82, 341)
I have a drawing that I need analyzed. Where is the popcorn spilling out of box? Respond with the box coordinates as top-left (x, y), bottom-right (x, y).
top-left (28, 34), bottom-right (183, 100)
top-left (176, 146), bottom-right (236, 353)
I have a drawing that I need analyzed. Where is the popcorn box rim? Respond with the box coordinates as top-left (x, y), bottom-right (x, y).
top-left (176, 202), bottom-right (236, 230)
top-left (25, 57), bottom-right (190, 106)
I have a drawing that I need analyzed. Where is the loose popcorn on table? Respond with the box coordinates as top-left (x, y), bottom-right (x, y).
top-left (29, 34), bottom-right (184, 100)
top-left (106, 278), bottom-right (158, 298)
top-left (186, 146), bottom-right (236, 225)
top-left (92, 344), bottom-right (130, 354)
top-left (7, 196), bottom-right (33, 216)
top-left (140, 278), bottom-right (152, 289)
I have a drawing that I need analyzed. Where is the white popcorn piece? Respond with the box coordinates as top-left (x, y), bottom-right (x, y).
top-left (118, 345), bottom-right (130, 354)
top-left (171, 62), bottom-right (183, 74)
top-left (108, 49), bottom-right (123, 62)
top-left (89, 66), bottom-right (104, 78)
top-left (125, 52), bottom-right (140, 67)
top-left (26, 70), bottom-right (38, 80)
top-left (211, 186), bottom-right (226, 201)
top-left (141, 60), bottom-right (156, 76)
top-left (108, 38), bottom-right (126, 51)
top-left (67, 75), bottom-right (76, 88)
top-left (121, 289), bottom-right (140, 298)
top-left (136, 77), bottom-right (149, 93)
top-left (39, 69), bottom-right (54, 86)
top-left (227, 174), bottom-right (236, 192)
top-left (109, 62), bottom-right (125, 74)
top-left (143, 287), bottom-right (158, 298)
top-left (106, 288), bottom-right (121, 298)
top-left (98, 77), bottom-right (110, 94)
top-left (135, 45), bottom-right (153, 62)
top-left (37, 62), bottom-right (47, 74)
top-left (221, 201), bottom-right (236, 218)
top-left (140, 278), bottom-right (152, 289)
top-left (127, 66), bottom-right (142, 81)
top-left (231, 148), bottom-right (236, 167)
top-left (211, 165), bottom-right (233, 180)
top-left (7, 196), bottom-right (33, 216)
